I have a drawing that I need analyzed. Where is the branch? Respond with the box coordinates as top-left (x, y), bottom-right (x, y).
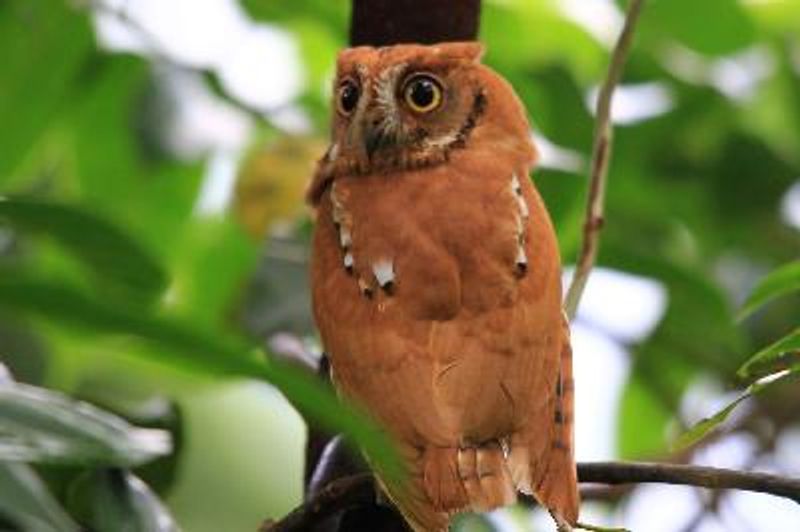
top-left (261, 473), bottom-right (376, 532)
top-left (578, 462), bottom-right (800, 503)
top-left (563, 0), bottom-right (646, 320)
top-left (265, 461), bottom-right (800, 531)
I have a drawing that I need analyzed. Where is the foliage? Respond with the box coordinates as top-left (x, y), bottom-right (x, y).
top-left (1, 0), bottom-right (799, 530)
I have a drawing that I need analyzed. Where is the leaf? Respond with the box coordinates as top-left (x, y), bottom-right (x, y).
top-left (0, 0), bottom-right (93, 182)
top-left (0, 276), bottom-right (273, 377)
top-left (482, 1), bottom-right (605, 83)
top-left (0, 380), bottom-right (171, 467)
top-left (0, 197), bottom-right (167, 305)
top-left (737, 328), bottom-right (800, 379)
top-left (737, 261), bottom-right (800, 320)
top-left (640, 0), bottom-right (756, 56)
top-left (261, 361), bottom-right (404, 483)
top-left (673, 370), bottom-right (795, 451)
top-left (0, 462), bottom-right (80, 532)
top-left (618, 343), bottom-right (695, 458)
top-left (0, 276), bottom-right (403, 481)
top-left (671, 395), bottom-right (748, 452)
top-left (63, 54), bottom-right (205, 262)
top-left (76, 469), bottom-right (178, 532)
top-left (675, 329), bottom-right (800, 449)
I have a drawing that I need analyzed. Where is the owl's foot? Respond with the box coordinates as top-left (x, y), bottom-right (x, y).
top-left (456, 441), bottom-right (516, 512)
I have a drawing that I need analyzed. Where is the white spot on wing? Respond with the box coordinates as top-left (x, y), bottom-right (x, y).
top-left (516, 246), bottom-right (528, 268)
top-left (339, 225), bottom-right (352, 248)
top-left (511, 173), bottom-right (531, 276)
top-left (330, 182), bottom-right (344, 224)
top-left (511, 173), bottom-right (522, 195)
top-left (516, 195), bottom-right (529, 219)
top-left (330, 180), bottom-right (356, 274)
top-left (515, 214), bottom-right (524, 237)
top-left (372, 259), bottom-right (395, 288)
top-left (510, 172), bottom-right (528, 217)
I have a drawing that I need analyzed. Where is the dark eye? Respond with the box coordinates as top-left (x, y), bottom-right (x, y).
top-left (403, 74), bottom-right (443, 113)
top-left (337, 79), bottom-right (360, 115)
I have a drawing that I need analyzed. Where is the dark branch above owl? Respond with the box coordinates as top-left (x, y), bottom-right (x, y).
top-left (350, 0), bottom-right (481, 47)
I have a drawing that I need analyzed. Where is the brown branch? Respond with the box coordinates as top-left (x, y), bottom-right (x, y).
top-left (578, 462), bottom-right (800, 502)
top-left (261, 473), bottom-right (376, 532)
top-left (265, 462), bottom-right (800, 531)
top-left (563, 0), bottom-right (646, 320)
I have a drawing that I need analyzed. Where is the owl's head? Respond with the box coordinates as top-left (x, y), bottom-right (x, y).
top-left (316, 42), bottom-right (534, 184)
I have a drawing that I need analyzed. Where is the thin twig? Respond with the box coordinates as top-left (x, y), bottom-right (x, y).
top-left (575, 522), bottom-right (629, 532)
top-left (563, 0), bottom-right (646, 320)
top-left (266, 462), bottom-right (800, 531)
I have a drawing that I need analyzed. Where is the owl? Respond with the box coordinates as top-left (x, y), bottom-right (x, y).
top-left (308, 42), bottom-right (579, 531)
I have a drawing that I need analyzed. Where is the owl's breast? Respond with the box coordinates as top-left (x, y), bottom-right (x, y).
top-left (309, 154), bottom-right (563, 441)
top-left (311, 152), bottom-right (552, 325)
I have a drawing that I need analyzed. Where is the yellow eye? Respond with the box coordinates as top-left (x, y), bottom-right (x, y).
top-left (403, 75), bottom-right (443, 113)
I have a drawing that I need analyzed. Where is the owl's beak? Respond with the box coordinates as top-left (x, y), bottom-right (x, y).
top-left (362, 119), bottom-right (394, 159)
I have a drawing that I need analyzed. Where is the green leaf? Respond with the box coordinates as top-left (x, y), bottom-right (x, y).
top-left (482, 1), bottom-right (605, 83)
top-left (0, 462), bottom-right (80, 532)
top-left (259, 361), bottom-right (404, 484)
top-left (618, 343), bottom-right (695, 458)
top-left (737, 261), bottom-right (800, 320)
top-left (673, 370), bottom-right (795, 451)
top-left (0, 197), bottom-right (168, 305)
top-left (673, 330), bottom-right (800, 452)
top-left (640, 0), bottom-right (756, 56)
top-left (0, 0), bottom-right (93, 182)
top-left (75, 469), bottom-right (178, 532)
top-left (0, 380), bottom-right (171, 466)
top-left (0, 277), bottom-right (403, 481)
top-left (738, 328), bottom-right (800, 379)
top-left (0, 276), bottom-right (272, 376)
top-left (671, 394), bottom-right (748, 452)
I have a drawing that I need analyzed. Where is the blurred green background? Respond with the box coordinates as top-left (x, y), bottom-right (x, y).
top-left (1, 0), bottom-right (799, 531)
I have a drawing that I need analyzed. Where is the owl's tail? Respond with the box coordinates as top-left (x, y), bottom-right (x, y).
top-left (508, 322), bottom-right (580, 526)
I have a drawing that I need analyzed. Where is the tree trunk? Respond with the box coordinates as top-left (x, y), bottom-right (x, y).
top-left (349, 0), bottom-right (481, 47)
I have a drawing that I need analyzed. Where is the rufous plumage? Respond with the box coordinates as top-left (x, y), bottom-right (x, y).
top-left (309, 42), bottom-right (579, 531)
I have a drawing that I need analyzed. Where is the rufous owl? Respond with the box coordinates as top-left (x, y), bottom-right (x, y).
top-left (308, 42), bottom-right (579, 531)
